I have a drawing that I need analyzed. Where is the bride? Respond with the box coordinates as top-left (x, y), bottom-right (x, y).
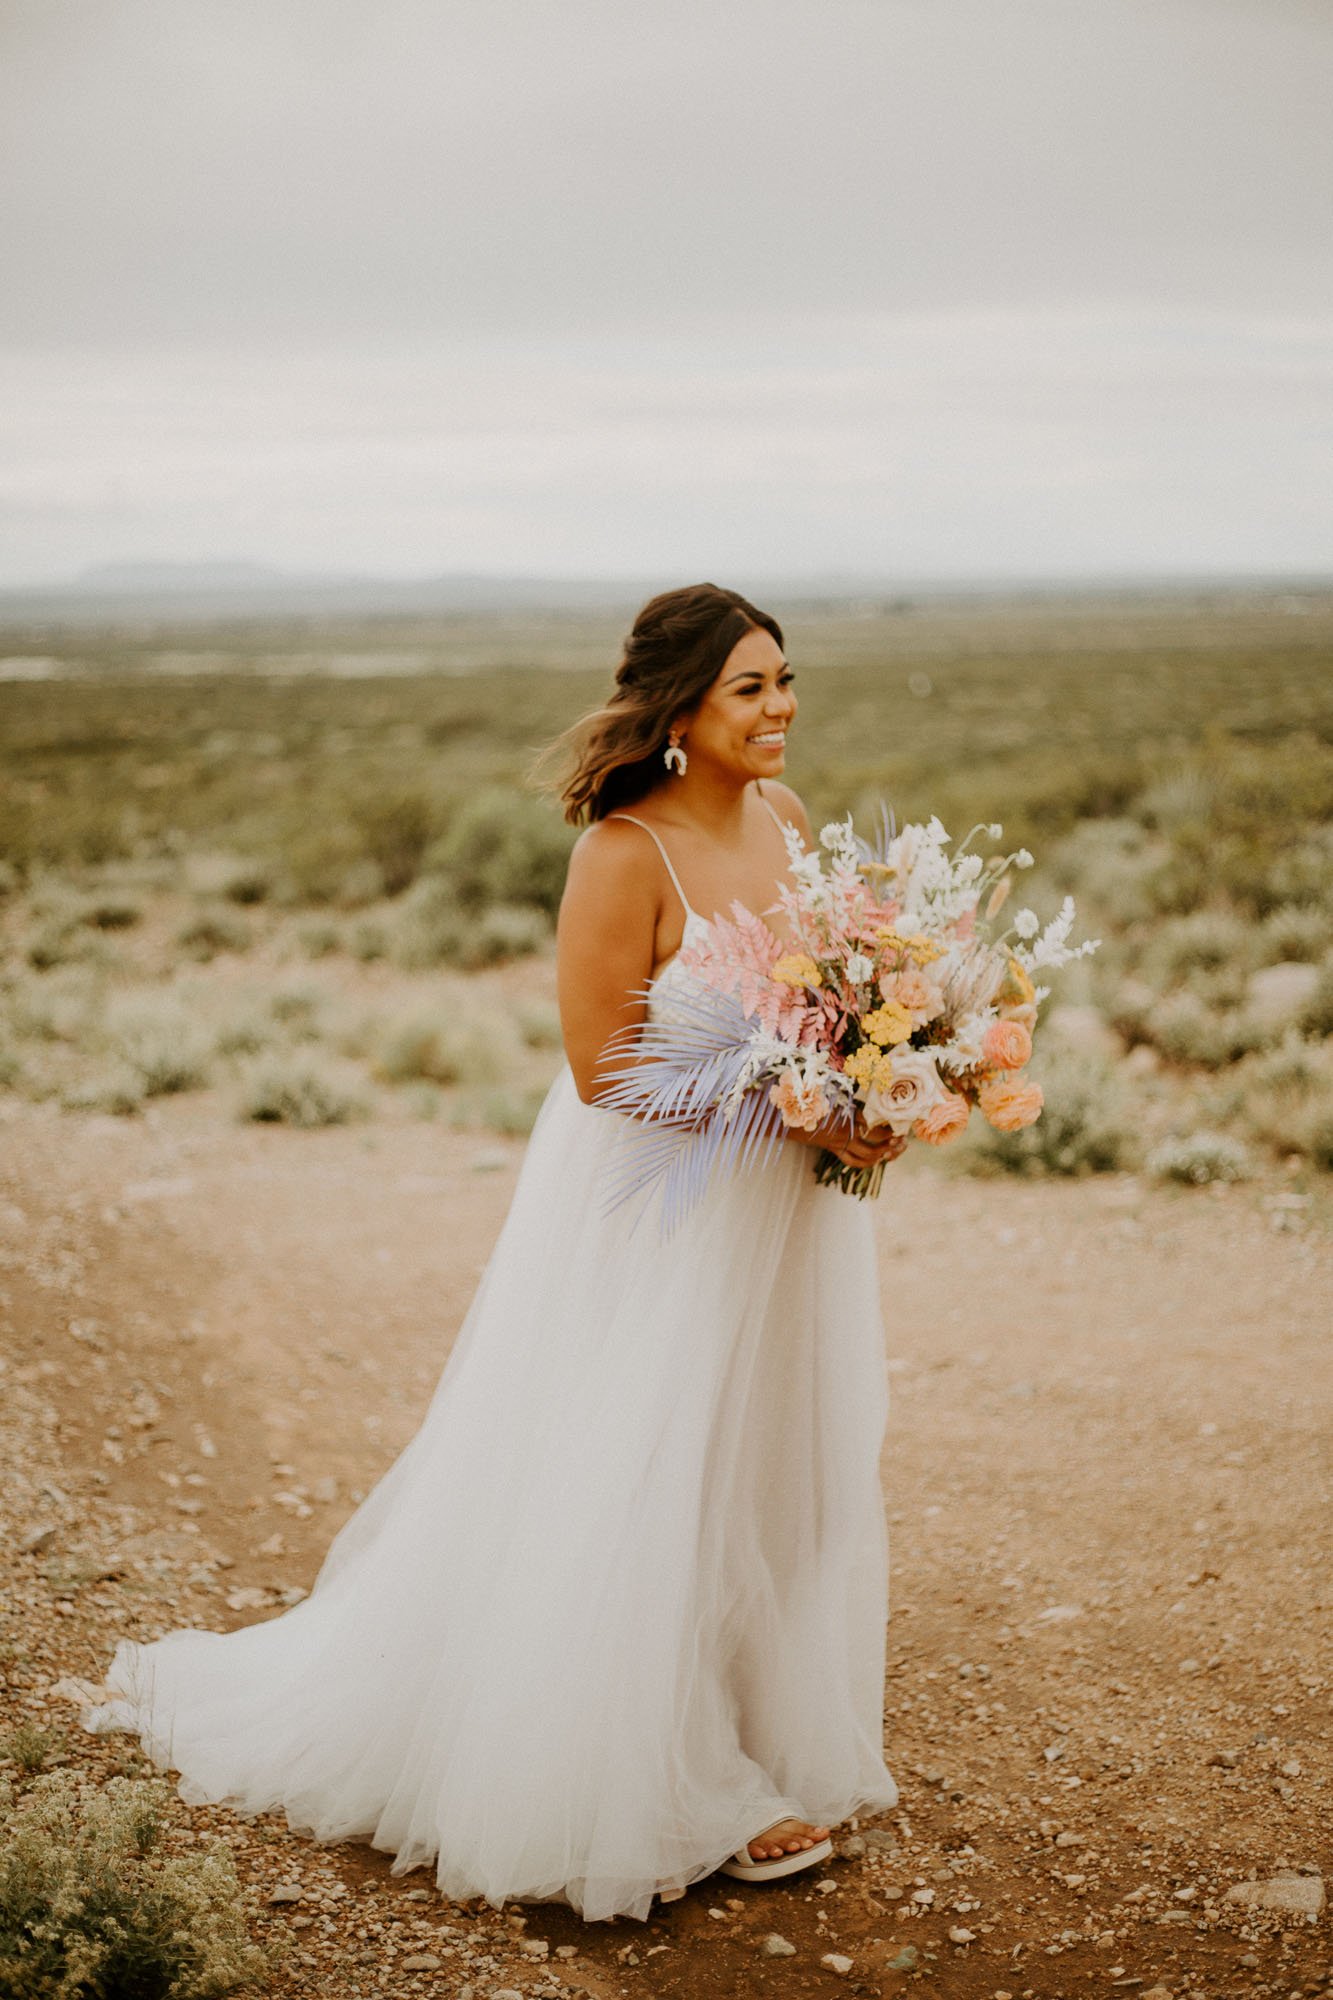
top-left (87, 582), bottom-right (906, 1924)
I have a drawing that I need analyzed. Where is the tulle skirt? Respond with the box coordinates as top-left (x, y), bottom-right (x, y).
top-left (87, 1063), bottom-right (898, 1922)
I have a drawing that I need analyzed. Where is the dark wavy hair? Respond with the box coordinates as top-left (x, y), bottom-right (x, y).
top-left (538, 583), bottom-right (784, 825)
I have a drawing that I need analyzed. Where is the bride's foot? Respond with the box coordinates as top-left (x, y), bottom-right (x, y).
top-left (745, 1816), bottom-right (832, 1861)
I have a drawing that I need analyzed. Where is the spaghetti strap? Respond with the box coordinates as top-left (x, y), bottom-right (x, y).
top-left (605, 812), bottom-right (699, 921)
top-left (755, 780), bottom-right (791, 838)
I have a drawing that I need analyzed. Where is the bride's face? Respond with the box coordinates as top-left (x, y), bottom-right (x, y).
top-left (680, 627), bottom-right (797, 781)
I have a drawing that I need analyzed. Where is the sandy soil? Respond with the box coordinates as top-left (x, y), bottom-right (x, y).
top-left (1, 1090), bottom-right (1329, 2000)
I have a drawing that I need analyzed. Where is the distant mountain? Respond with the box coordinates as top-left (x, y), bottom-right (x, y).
top-left (0, 561), bottom-right (1329, 629)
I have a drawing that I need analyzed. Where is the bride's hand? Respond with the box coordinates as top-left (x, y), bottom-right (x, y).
top-left (788, 1108), bottom-right (908, 1170)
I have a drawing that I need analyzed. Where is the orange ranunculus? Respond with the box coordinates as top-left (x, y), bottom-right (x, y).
top-left (769, 1072), bottom-right (829, 1133)
top-left (978, 1070), bottom-right (1044, 1131)
top-left (981, 1018), bottom-right (1032, 1070)
top-left (912, 1092), bottom-right (970, 1145)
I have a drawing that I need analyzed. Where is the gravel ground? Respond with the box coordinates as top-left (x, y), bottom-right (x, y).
top-left (1, 1091), bottom-right (1329, 2000)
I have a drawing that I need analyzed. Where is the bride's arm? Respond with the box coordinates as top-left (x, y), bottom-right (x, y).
top-left (556, 819), bottom-right (665, 1107)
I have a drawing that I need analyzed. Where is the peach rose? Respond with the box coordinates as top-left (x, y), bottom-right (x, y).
top-left (879, 967), bottom-right (945, 1025)
top-left (978, 1070), bottom-right (1044, 1131)
top-left (769, 1073), bottom-right (829, 1133)
top-left (981, 1018), bottom-right (1032, 1070)
top-left (912, 1091), bottom-right (970, 1146)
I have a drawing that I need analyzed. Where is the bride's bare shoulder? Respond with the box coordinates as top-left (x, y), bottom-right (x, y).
top-left (760, 779), bottom-right (814, 842)
top-left (562, 815), bottom-right (663, 916)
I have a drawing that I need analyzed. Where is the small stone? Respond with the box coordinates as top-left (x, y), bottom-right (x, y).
top-left (290, 1915), bottom-right (314, 1930)
top-left (886, 1946), bottom-right (918, 1971)
top-left (1279, 1757), bottom-right (1301, 1777)
top-left (837, 1835), bottom-right (866, 1860)
top-left (948, 1925), bottom-right (976, 1944)
top-left (555, 1944), bottom-right (578, 1958)
top-left (910, 1887), bottom-right (934, 1905)
top-left (490, 1990), bottom-right (523, 2000)
top-left (881, 1883), bottom-right (907, 1901)
top-left (400, 1953), bottom-right (442, 1971)
top-left (863, 1828), bottom-right (900, 1850)
top-left (1141, 1987), bottom-right (1174, 1999)
top-left (1208, 1749), bottom-right (1239, 1768)
top-left (1224, 1870), bottom-right (1324, 1920)
top-left (820, 1953), bottom-right (854, 1976)
top-left (1054, 1831), bottom-right (1079, 1847)
top-left (20, 1524), bottom-right (58, 1555)
top-left (517, 1937), bottom-right (548, 1958)
top-left (761, 1933), bottom-right (797, 1956)
top-left (403, 1888), bottom-right (430, 1902)
top-left (267, 1884), bottom-right (302, 1906)
top-left (815, 1876), bottom-right (838, 1893)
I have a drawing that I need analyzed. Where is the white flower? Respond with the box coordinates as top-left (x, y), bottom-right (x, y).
top-left (935, 1009), bottom-right (993, 1071)
top-left (1013, 907), bottom-right (1040, 939)
top-left (861, 1047), bottom-right (951, 1132)
top-left (987, 822), bottom-right (1003, 839)
top-left (1015, 848), bottom-right (1034, 869)
top-left (845, 951), bottom-right (874, 983)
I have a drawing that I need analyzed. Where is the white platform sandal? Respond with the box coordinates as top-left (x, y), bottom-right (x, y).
top-left (717, 1820), bottom-right (834, 1884)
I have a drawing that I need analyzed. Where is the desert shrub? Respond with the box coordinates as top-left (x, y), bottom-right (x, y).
top-left (26, 920), bottom-right (100, 972)
top-left (1146, 1131), bottom-right (1253, 1184)
top-left (1233, 1033), bottom-right (1333, 1164)
top-left (1046, 817), bottom-right (1174, 930)
top-left (0, 1041), bottom-right (22, 1090)
top-left (390, 878), bottom-right (466, 969)
top-left (426, 787), bottom-right (575, 918)
top-left (78, 894), bottom-right (141, 931)
top-left (374, 1010), bottom-right (501, 1087)
top-left (297, 919), bottom-right (340, 960)
top-left (239, 1053), bottom-right (368, 1127)
top-left (349, 919), bottom-right (387, 962)
top-left (0, 1725), bottom-right (66, 1778)
top-left (105, 996), bottom-right (213, 1096)
top-left (266, 983), bottom-right (325, 1033)
top-left (1258, 904), bottom-right (1331, 965)
top-left (0, 861), bottom-right (18, 900)
top-left (176, 906), bottom-right (251, 963)
top-left (0, 1771), bottom-right (270, 2000)
top-left (350, 789), bottom-right (439, 896)
top-left (514, 999), bottom-right (564, 1050)
top-left (1144, 991), bottom-right (1267, 1069)
top-left (59, 1064), bottom-right (145, 1117)
top-left (1298, 957), bottom-right (1333, 1039)
top-left (1136, 909), bottom-right (1257, 987)
top-left (460, 904), bottom-right (551, 969)
top-left (962, 1042), bottom-right (1136, 1177)
top-left (472, 1084), bottom-right (550, 1136)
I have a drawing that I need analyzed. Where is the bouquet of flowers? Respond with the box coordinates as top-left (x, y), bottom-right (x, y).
top-left (595, 809), bottom-right (1099, 1235)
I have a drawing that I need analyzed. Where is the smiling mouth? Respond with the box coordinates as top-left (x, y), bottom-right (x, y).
top-left (748, 732), bottom-right (787, 746)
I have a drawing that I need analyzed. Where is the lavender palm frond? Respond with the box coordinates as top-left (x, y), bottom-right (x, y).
top-left (592, 981), bottom-right (795, 1238)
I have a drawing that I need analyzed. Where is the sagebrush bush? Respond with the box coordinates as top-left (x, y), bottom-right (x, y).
top-left (514, 999), bottom-right (564, 1050)
top-left (0, 1771), bottom-right (270, 2000)
top-left (105, 996), bottom-right (213, 1095)
top-left (59, 1063), bottom-right (145, 1116)
top-left (374, 1010), bottom-right (501, 1087)
top-left (1298, 956), bottom-right (1333, 1038)
top-left (427, 787), bottom-right (575, 918)
top-left (1258, 904), bottom-right (1331, 965)
top-left (960, 1042), bottom-right (1136, 1177)
top-left (176, 906), bottom-right (251, 963)
top-left (1136, 909), bottom-right (1258, 987)
top-left (1146, 1130), bottom-right (1253, 1184)
top-left (0, 1725), bottom-right (66, 1778)
top-left (239, 1053), bottom-right (367, 1127)
top-left (349, 789), bottom-right (439, 896)
top-left (1144, 990), bottom-right (1267, 1069)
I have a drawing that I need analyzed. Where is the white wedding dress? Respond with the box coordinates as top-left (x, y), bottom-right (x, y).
top-left (87, 807), bottom-right (899, 1923)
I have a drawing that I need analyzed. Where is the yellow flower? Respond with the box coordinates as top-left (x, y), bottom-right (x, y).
top-left (862, 1001), bottom-right (914, 1047)
top-left (771, 953), bottom-right (822, 989)
top-left (875, 927), bottom-right (907, 951)
top-left (905, 933), bottom-right (944, 966)
top-left (994, 953), bottom-right (1036, 1007)
top-left (844, 1043), bottom-right (897, 1091)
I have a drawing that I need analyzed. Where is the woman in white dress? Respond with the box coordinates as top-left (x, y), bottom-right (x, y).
top-left (87, 583), bottom-right (905, 1924)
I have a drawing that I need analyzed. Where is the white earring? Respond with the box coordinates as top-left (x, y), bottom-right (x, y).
top-left (664, 734), bottom-right (688, 776)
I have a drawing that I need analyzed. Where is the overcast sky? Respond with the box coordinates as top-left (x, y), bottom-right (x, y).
top-left (2, 0), bottom-right (1330, 587)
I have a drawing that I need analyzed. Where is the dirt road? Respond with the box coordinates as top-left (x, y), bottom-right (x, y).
top-left (2, 1091), bottom-right (1329, 1999)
